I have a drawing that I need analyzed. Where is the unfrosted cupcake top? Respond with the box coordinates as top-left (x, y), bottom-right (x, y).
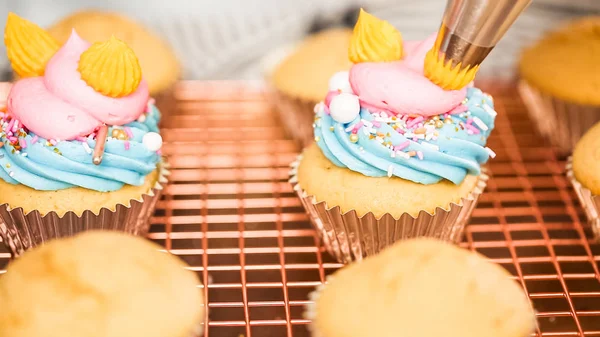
top-left (0, 13), bottom-right (163, 192)
top-left (313, 10), bottom-right (496, 185)
top-left (520, 16), bottom-right (600, 106)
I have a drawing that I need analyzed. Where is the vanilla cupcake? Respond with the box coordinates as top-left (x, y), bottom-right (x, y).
top-left (567, 120), bottom-right (600, 237)
top-left (306, 238), bottom-right (537, 337)
top-left (519, 17), bottom-right (600, 153)
top-left (0, 14), bottom-right (167, 256)
top-left (290, 10), bottom-right (494, 262)
top-left (270, 28), bottom-right (352, 147)
top-left (0, 231), bottom-right (205, 337)
top-left (47, 10), bottom-right (180, 111)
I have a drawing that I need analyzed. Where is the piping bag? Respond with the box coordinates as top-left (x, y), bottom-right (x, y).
top-left (425, 0), bottom-right (532, 90)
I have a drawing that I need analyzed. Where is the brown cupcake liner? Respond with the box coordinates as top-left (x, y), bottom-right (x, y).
top-left (566, 157), bottom-right (600, 238)
top-left (0, 162), bottom-right (170, 257)
top-left (289, 155), bottom-right (488, 263)
top-left (271, 90), bottom-right (318, 148)
top-left (518, 80), bottom-right (600, 154)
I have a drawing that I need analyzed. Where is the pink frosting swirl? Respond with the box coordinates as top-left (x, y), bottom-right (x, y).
top-left (7, 31), bottom-right (149, 140)
top-left (349, 34), bottom-right (467, 117)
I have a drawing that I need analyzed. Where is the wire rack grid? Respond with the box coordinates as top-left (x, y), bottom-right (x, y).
top-left (0, 81), bottom-right (599, 337)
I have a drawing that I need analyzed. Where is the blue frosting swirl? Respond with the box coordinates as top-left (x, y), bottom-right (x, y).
top-left (0, 105), bottom-right (161, 192)
top-left (315, 87), bottom-right (496, 185)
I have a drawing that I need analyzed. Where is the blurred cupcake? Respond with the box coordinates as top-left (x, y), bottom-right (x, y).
top-left (305, 238), bottom-right (537, 337)
top-left (0, 231), bottom-right (205, 337)
top-left (519, 17), bottom-right (600, 154)
top-left (270, 28), bottom-right (352, 147)
top-left (47, 10), bottom-right (180, 112)
top-left (289, 10), bottom-right (495, 262)
top-left (567, 121), bottom-right (600, 237)
top-left (0, 14), bottom-right (167, 256)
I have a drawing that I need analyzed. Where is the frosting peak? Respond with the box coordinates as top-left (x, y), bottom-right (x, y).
top-left (7, 30), bottom-right (149, 140)
top-left (349, 34), bottom-right (467, 117)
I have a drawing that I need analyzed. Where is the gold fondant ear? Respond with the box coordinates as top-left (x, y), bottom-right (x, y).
top-left (78, 36), bottom-right (142, 97)
top-left (4, 12), bottom-right (60, 77)
top-left (348, 9), bottom-right (403, 63)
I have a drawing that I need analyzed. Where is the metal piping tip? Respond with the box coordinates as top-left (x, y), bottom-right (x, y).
top-left (425, 0), bottom-right (532, 90)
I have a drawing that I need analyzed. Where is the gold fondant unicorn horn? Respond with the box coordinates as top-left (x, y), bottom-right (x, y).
top-left (348, 9), bottom-right (403, 63)
top-left (78, 36), bottom-right (142, 97)
top-left (4, 12), bottom-right (60, 77)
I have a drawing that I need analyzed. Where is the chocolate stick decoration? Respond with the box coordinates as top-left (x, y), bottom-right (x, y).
top-left (92, 125), bottom-right (109, 165)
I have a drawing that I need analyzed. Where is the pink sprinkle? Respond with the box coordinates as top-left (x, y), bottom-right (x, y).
top-left (6, 131), bottom-right (12, 137)
top-left (401, 115), bottom-right (409, 121)
top-left (18, 138), bottom-right (26, 149)
top-left (465, 123), bottom-right (480, 134)
top-left (8, 136), bottom-right (17, 143)
top-left (353, 121), bottom-right (364, 132)
top-left (417, 151), bottom-right (424, 160)
top-left (12, 120), bottom-right (19, 132)
top-left (49, 139), bottom-right (57, 146)
top-left (412, 137), bottom-right (418, 142)
top-left (6, 119), bottom-right (15, 132)
top-left (396, 128), bottom-right (405, 135)
top-left (371, 121), bottom-right (381, 128)
top-left (31, 136), bottom-right (38, 144)
top-left (394, 140), bottom-right (410, 152)
top-left (448, 105), bottom-right (468, 115)
top-left (406, 116), bottom-right (424, 129)
top-left (324, 105), bottom-right (330, 115)
top-left (466, 118), bottom-right (473, 125)
top-left (124, 127), bottom-right (134, 139)
top-left (124, 141), bottom-right (130, 150)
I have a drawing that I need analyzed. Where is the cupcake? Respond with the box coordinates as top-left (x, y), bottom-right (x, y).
top-left (47, 10), bottom-right (180, 111)
top-left (305, 238), bottom-right (537, 337)
top-left (0, 231), bottom-right (205, 337)
top-left (0, 13), bottom-right (167, 256)
top-left (270, 28), bottom-right (353, 147)
top-left (567, 121), bottom-right (600, 237)
top-left (519, 17), bottom-right (600, 154)
top-left (290, 10), bottom-right (495, 262)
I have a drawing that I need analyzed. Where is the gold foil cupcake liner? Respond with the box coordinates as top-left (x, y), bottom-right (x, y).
top-left (271, 90), bottom-right (318, 148)
top-left (289, 156), bottom-right (488, 263)
top-left (0, 163), bottom-right (170, 257)
top-left (518, 80), bottom-right (600, 154)
top-left (566, 157), bottom-right (600, 238)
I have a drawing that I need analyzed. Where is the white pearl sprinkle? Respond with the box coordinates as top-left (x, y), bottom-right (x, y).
top-left (142, 132), bottom-right (163, 152)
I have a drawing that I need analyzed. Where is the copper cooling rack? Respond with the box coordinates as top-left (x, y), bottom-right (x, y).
top-left (1, 81), bottom-right (599, 336)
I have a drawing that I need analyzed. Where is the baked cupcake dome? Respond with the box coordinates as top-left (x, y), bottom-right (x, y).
top-left (298, 143), bottom-right (479, 218)
top-left (0, 231), bottom-right (205, 337)
top-left (271, 28), bottom-right (352, 103)
top-left (572, 121), bottom-right (600, 194)
top-left (47, 10), bottom-right (180, 96)
top-left (309, 238), bottom-right (536, 337)
top-left (520, 17), bottom-right (600, 106)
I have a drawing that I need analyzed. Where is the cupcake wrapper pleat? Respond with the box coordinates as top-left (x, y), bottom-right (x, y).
top-left (289, 155), bottom-right (488, 263)
top-left (0, 162), bottom-right (170, 257)
top-left (271, 90), bottom-right (318, 148)
top-left (566, 157), bottom-right (600, 238)
top-left (518, 80), bottom-right (600, 154)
